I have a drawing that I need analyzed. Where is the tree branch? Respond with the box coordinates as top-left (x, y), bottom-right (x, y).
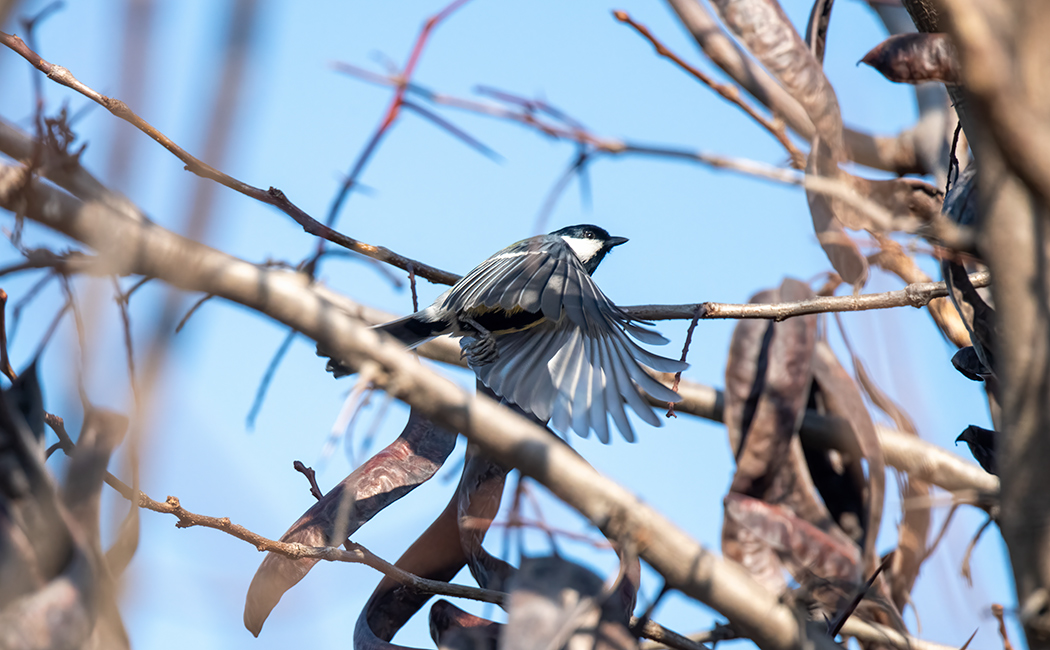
top-left (613, 10), bottom-right (805, 169)
top-left (664, 0), bottom-right (816, 141)
top-left (625, 272), bottom-right (990, 321)
top-left (135, 494), bottom-right (505, 605)
top-left (0, 161), bottom-right (837, 650)
top-left (0, 32), bottom-right (460, 286)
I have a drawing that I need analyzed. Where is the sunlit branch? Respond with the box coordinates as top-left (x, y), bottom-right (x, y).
top-left (0, 32), bottom-right (460, 286)
top-left (613, 10), bottom-right (805, 169)
top-left (0, 161), bottom-right (839, 650)
top-left (626, 272), bottom-right (990, 321)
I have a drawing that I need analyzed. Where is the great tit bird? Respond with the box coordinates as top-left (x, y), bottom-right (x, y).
top-left (323, 224), bottom-right (687, 443)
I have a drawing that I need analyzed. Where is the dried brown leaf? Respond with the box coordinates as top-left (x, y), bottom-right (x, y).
top-left (804, 0), bottom-right (836, 64)
top-left (430, 599), bottom-right (501, 650)
top-left (956, 425), bottom-right (997, 476)
top-left (861, 33), bottom-right (960, 85)
top-left (807, 143), bottom-right (869, 288)
top-left (722, 515), bottom-right (790, 595)
top-left (724, 493), bottom-right (861, 586)
top-left (710, 0), bottom-right (845, 158)
top-left (724, 279), bottom-right (818, 498)
top-left (855, 175), bottom-right (943, 232)
top-left (501, 556), bottom-right (638, 650)
top-left (854, 360), bottom-right (929, 611)
top-left (457, 447), bottom-right (515, 592)
top-left (869, 237), bottom-right (971, 348)
top-left (944, 163), bottom-right (978, 228)
top-left (810, 341), bottom-right (885, 575)
top-left (723, 279), bottom-right (842, 527)
top-left (0, 368), bottom-right (118, 648)
top-left (723, 280), bottom-right (868, 602)
top-left (243, 409), bottom-right (457, 637)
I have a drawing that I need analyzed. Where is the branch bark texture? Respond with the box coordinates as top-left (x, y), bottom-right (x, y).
top-left (0, 164), bottom-right (837, 650)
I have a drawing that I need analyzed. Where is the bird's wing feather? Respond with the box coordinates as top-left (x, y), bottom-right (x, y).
top-left (443, 237), bottom-right (559, 312)
top-left (597, 335), bottom-right (634, 442)
top-left (448, 235), bottom-right (690, 442)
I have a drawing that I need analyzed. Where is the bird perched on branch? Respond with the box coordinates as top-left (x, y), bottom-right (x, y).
top-left (322, 224), bottom-right (687, 443)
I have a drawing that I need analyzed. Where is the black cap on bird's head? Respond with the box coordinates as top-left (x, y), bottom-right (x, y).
top-left (551, 224), bottom-right (628, 274)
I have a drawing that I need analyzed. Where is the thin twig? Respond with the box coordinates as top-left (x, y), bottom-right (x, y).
top-left (666, 305), bottom-right (701, 417)
top-left (0, 30), bottom-right (459, 286)
top-left (8, 269), bottom-right (56, 345)
top-left (401, 100), bottom-right (501, 162)
top-left (827, 554), bottom-right (893, 637)
top-left (32, 297), bottom-right (69, 361)
top-left (992, 604), bottom-right (1014, 650)
top-left (961, 515), bottom-right (994, 586)
top-left (246, 329), bottom-right (297, 430)
top-left (921, 503), bottom-right (959, 564)
top-left (488, 518), bottom-right (612, 549)
top-left (533, 149), bottom-right (591, 234)
top-left (613, 10), bottom-right (805, 169)
top-left (322, 0), bottom-right (474, 231)
top-left (293, 460), bottom-right (325, 501)
top-left (44, 412), bottom-right (131, 496)
top-left (0, 289), bottom-right (16, 380)
top-left (625, 271), bottom-right (990, 321)
top-left (946, 119), bottom-right (963, 196)
top-left (634, 620), bottom-right (714, 650)
top-left (111, 276), bottom-right (138, 404)
top-left (148, 493), bottom-right (508, 605)
top-left (328, 68), bottom-right (952, 241)
top-left (44, 411), bottom-right (506, 605)
top-left (174, 293), bottom-right (214, 334)
top-left (407, 262), bottom-right (419, 312)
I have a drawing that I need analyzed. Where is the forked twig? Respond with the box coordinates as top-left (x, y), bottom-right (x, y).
top-left (613, 10), bottom-right (805, 169)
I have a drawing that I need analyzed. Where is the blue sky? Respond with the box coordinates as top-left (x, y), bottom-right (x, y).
top-left (0, 1), bottom-right (1014, 649)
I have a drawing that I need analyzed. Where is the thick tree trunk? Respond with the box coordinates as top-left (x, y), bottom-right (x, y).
top-left (910, 0), bottom-right (1050, 646)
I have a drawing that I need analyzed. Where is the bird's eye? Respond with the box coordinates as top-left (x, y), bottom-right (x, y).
top-left (584, 231), bottom-right (594, 239)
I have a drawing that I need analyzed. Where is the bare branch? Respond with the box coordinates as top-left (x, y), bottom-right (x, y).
top-left (140, 494), bottom-right (506, 605)
top-left (0, 288), bottom-right (15, 381)
top-left (839, 618), bottom-right (975, 650)
top-left (0, 33), bottom-right (460, 286)
top-left (613, 10), bottom-right (805, 169)
top-left (330, 66), bottom-right (968, 245)
top-left (0, 161), bottom-right (837, 650)
top-left (314, 292), bottom-right (1000, 497)
top-left (626, 272), bottom-right (990, 321)
top-left (321, 0), bottom-right (474, 245)
top-left (844, 127), bottom-right (928, 176)
top-left (664, 0), bottom-right (816, 141)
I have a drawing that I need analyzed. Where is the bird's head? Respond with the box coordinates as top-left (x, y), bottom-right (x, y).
top-left (551, 224), bottom-right (628, 275)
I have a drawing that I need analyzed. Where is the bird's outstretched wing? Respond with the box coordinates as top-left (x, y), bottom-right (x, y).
top-left (453, 238), bottom-right (688, 442)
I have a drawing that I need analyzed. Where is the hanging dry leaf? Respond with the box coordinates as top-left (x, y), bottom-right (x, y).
top-left (810, 341), bottom-right (885, 575)
top-left (956, 425), bottom-right (997, 476)
top-left (0, 366), bottom-right (128, 649)
top-left (725, 494), bottom-right (861, 587)
top-left (861, 33), bottom-right (960, 85)
top-left (710, 0), bottom-right (845, 158)
top-left (724, 279), bottom-right (818, 499)
top-left (430, 600), bottom-right (502, 650)
top-left (854, 359), bottom-right (929, 612)
top-left (807, 142), bottom-right (869, 288)
top-left (804, 0), bottom-right (837, 64)
top-left (243, 409), bottom-right (457, 636)
top-left (722, 279), bottom-right (862, 604)
top-left (501, 556), bottom-right (638, 650)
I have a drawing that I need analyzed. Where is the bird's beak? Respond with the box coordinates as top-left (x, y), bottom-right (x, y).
top-left (608, 236), bottom-right (629, 248)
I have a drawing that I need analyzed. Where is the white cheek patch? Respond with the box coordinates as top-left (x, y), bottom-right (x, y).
top-left (562, 236), bottom-right (603, 263)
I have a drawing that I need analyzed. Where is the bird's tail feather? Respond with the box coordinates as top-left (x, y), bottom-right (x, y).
top-left (375, 313), bottom-right (450, 348)
top-left (319, 313), bottom-right (450, 378)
